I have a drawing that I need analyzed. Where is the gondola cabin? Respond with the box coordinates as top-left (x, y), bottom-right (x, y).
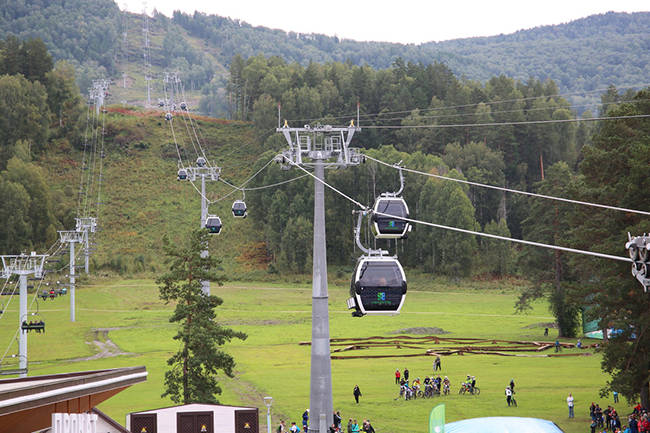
top-left (232, 200), bottom-right (247, 218)
top-left (165, 112), bottom-right (173, 121)
top-left (180, 102), bottom-right (187, 111)
top-left (196, 157), bottom-right (207, 167)
top-left (205, 215), bottom-right (222, 234)
top-left (177, 168), bottom-right (188, 180)
top-left (348, 255), bottom-right (407, 316)
top-left (372, 196), bottom-right (411, 239)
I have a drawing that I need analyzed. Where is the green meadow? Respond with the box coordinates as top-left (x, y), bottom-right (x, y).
top-left (0, 276), bottom-right (627, 433)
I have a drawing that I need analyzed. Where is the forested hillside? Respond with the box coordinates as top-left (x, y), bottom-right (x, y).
top-left (0, 0), bottom-right (647, 114)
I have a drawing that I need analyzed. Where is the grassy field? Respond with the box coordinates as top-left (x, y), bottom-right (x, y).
top-left (0, 276), bottom-right (627, 433)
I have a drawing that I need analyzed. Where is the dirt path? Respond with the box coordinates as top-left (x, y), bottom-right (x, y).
top-left (68, 328), bottom-right (133, 362)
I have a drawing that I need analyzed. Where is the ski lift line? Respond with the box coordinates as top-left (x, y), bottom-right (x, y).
top-left (95, 108), bottom-right (106, 221)
top-left (376, 210), bottom-right (633, 263)
top-left (361, 114), bottom-right (650, 129)
top-left (287, 82), bottom-right (650, 123)
top-left (163, 82), bottom-right (187, 163)
top-left (287, 160), bottom-right (368, 210)
top-left (76, 105), bottom-right (92, 218)
top-left (163, 80), bottom-right (194, 168)
top-left (297, 160), bottom-right (634, 263)
top-left (221, 174), bottom-right (310, 192)
top-left (176, 80), bottom-right (213, 169)
top-left (79, 103), bottom-right (96, 219)
top-left (1, 266), bottom-right (47, 366)
top-left (0, 279), bottom-right (20, 323)
top-left (363, 155), bottom-right (650, 216)
top-left (358, 97), bottom-right (650, 124)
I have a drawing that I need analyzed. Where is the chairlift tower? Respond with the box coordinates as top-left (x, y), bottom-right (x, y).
top-left (275, 109), bottom-right (363, 433)
top-left (89, 79), bottom-right (110, 116)
top-left (59, 230), bottom-right (86, 322)
top-left (164, 72), bottom-right (180, 108)
top-left (1, 253), bottom-right (47, 377)
top-left (76, 217), bottom-right (97, 274)
top-left (178, 160), bottom-right (221, 295)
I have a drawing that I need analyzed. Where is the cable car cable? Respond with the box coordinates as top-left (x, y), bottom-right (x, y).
top-left (359, 97), bottom-right (650, 124)
top-left (361, 114), bottom-right (650, 130)
top-left (286, 82), bottom-right (650, 123)
top-left (288, 157), bottom-right (634, 263)
top-left (363, 154), bottom-right (650, 216)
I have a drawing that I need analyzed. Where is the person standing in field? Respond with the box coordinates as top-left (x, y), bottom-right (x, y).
top-left (395, 368), bottom-right (400, 384)
top-left (403, 368), bottom-right (409, 383)
top-left (567, 393), bottom-right (575, 418)
top-left (505, 386), bottom-right (513, 406)
top-left (353, 385), bottom-right (362, 404)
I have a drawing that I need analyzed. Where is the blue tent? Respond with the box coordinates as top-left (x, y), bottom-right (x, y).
top-left (445, 417), bottom-right (565, 433)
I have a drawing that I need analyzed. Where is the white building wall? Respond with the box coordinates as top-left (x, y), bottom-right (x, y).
top-left (128, 403), bottom-right (255, 433)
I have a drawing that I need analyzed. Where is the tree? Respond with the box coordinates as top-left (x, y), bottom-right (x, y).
top-left (157, 229), bottom-right (247, 404)
top-left (517, 162), bottom-right (580, 337)
top-left (571, 89), bottom-right (650, 407)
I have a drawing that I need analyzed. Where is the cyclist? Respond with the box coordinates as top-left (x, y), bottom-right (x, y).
top-left (443, 376), bottom-right (450, 394)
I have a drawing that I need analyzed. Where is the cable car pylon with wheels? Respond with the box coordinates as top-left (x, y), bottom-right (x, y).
top-left (232, 191), bottom-right (247, 218)
top-left (347, 210), bottom-right (407, 316)
top-left (372, 163), bottom-right (411, 239)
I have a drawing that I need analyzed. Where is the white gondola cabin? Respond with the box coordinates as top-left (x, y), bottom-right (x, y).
top-left (348, 255), bottom-right (407, 316)
top-left (372, 195), bottom-right (411, 239)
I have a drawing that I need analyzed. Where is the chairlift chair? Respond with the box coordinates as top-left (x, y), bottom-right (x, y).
top-left (348, 254), bottom-right (407, 316)
top-left (205, 215), bottom-right (222, 234)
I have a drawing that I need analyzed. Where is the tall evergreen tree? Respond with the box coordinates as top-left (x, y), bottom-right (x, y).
top-left (517, 162), bottom-right (580, 337)
top-left (157, 229), bottom-right (247, 404)
top-left (571, 89), bottom-right (650, 407)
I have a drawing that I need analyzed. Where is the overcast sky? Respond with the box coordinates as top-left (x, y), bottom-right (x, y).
top-left (123, 0), bottom-right (648, 44)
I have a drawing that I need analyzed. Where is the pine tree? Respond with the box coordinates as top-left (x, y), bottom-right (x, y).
top-left (571, 89), bottom-right (650, 407)
top-left (157, 229), bottom-right (247, 404)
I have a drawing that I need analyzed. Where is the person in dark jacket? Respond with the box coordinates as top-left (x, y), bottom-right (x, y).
top-left (353, 385), bottom-right (362, 404)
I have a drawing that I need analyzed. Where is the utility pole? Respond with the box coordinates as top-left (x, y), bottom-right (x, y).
top-left (178, 159), bottom-right (220, 295)
top-left (276, 110), bottom-right (363, 433)
top-left (1, 253), bottom-right (47, 378)
top-left (59, 231), bottom-right (86, 322)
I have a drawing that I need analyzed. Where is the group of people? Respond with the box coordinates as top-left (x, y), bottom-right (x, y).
top-left (394, 364), bottom-right (476, 400)
top-left (278, 410), bottom-right (376, 433)
top-left (588, 402), bottom-right (650, 433)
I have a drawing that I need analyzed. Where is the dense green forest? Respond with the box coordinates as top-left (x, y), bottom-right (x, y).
top-left (0, 36), bottom-right (82, 253)
top-left (0, 0), bottom-right (647, 115)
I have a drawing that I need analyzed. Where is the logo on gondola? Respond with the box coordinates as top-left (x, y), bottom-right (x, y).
top-left (378, 292), bottom-right (386, 301)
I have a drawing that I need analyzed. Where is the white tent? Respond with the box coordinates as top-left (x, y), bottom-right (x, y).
top-left (445, 417), bottom-right (565, 433)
